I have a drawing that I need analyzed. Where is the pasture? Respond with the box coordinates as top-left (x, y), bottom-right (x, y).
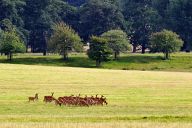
top-left (1, 53), bottom-right (192, 72)
top-left (0, 64), bottom-right (192, 127)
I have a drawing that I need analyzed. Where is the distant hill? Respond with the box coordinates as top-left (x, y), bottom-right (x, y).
top-left (65, 0), bottom-right (86, 6)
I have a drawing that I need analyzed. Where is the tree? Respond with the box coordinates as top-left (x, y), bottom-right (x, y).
top-left (0, 0), bottom-right (28, 45)
top-left (65, 0), bottom-right (86, 6)
top-left (0, 0), bottom-right (24, 27)
top-left (48, 22), bottom-right (82, 60)
top-left (150, 29), bottom-right (183, 60)
top-left (79, 0), bottom-right (125, 40)
top-left (24, 0), bottom-right (59, 54)
top-left (166, 0), bottom-right (192, 52)
top-left (87, 36), bottom-right (112, 67)
top-left (121, 0), bottom-right (161, 53)
top-left (0, 30), bottom-right (26, 60)
top-left (0, 19), bottom-right (14, 32)
top-left (101, 29), bottom-right (131, 60)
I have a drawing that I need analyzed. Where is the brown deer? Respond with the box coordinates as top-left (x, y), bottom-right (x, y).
top-left (54, 99), bottom-right (62, 106)
top-left (44, 92), bottom-right (54, 103)
top-left (28, 93), bottom-right (38, 102)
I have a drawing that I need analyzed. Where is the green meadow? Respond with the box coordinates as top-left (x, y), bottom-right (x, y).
top-left (1, 53), bottom-right (192, 72)
top-left (0, 59), bottom-right (192, 127)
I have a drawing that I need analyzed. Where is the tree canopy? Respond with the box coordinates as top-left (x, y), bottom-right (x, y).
top-left (88, 36), bottom-right (112, 67)
top-left (0, 29), bottom-right (26, 60)
top-left (0, 0), bottom-right (191, 54)
top-left (150, 29), bottom-right (184, 59)
top-left (48, 22), bottom-right (82, 60)
top-left (101, 29), bottom-right (131, 59)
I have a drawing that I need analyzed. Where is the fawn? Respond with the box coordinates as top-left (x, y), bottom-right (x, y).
top-left (28, 93), bottom-right (38, 102)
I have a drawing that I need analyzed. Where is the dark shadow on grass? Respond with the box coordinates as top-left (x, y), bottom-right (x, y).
top-left (116, 54), bottom-right (164, 64)
top-left (0, 56), bottom-right (96, 68)
top-left (0, 54), bottom-right (165, 70)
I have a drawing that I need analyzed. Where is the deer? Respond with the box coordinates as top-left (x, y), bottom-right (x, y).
top-left (28, 93), bottom-right (38, 102)
top-left (54, 99), bottom-right (62, 106)
top-left (44, 92), bottom-right (54, 103)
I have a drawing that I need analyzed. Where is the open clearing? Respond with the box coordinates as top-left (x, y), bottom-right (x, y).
top-left (1, 53), bottom-right (192, 72)
top-left (0, 64), bottom-right (192, 127)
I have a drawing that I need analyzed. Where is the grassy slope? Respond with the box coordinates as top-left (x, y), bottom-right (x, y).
top-left (1, 53), bottom-right (192, 72)
top-left (0, 63), bottom-right (192, 126)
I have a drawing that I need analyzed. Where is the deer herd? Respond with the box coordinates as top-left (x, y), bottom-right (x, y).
top-left (28, 93), bottom-right (108, 107)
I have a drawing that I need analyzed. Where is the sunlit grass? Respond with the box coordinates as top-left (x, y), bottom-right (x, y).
top-left (1, 122), bottom-right (192, 128)
top-left (1, 52), bottom-right (192, 72)
top-left (0, 63), bottom-right (192, 127)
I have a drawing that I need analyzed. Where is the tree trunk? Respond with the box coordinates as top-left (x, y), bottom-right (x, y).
top-left (114, 52), bottom-right (120, 60)
top-left (114, 52), bottom-right (117, 60)
top-left (26, 45), bottom-right (28, 53)
top-left (7, 54), bottom-right (9, 60)
top-left (96, 60), bottom-right (101, 67)
top-left (185, 44), bottom-right (190, 53)
top-left (141, 43), bottom-right (145, 54)
top-left (132, 44), bottom-right (137, 53)
top-left (63, 50), bottom-right (68, 61)
top-left (63, 54), bottom-right (67, 61)
top-left (7, 53), bottom-right (12, 61)
top-left (185, 35), bottom-right (191, 52)
top-left (43, 50), bottom-right (47, 56)
top-left (164, 52), bottom-right (169, 60)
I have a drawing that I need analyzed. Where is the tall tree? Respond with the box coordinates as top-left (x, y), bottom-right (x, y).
top-left (65, 0), bottom-right (86, 6)
top-left (24, 0), bottom-right (78, 54)
top-left (150, 29), bottom-right (183, 60)
top-left (0, 0), bottom-right (24, 26)
top-left (167, 0), bottom-right (192, 52)
top-left (48, 22), bottom-right (82, 60)
top-left (0, 29), bottom-right (26, 60)
top-left (122, 0), bottom-right (161, 53)
top-left (88, 36), bottom-right (112, 67)
top-left (24, 0), bottom-right (58, 54)
top-left (101, 29), bottom-right (131, 60)
top-left (0, 0), bottom-right (27, 44)
top-left (79, 0), bottom-right (125, 40)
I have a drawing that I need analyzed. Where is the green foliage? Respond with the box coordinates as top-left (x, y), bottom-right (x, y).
top-left (88, 36), bottom-right (112, 67)
top-left (150, 30), bottom-right (184, 59)
top-left (48, 22), bottom-right (82, 60)
top-left (0, 29), bottom-right (26, 60)
top-left (167, 0), bottom-right (192, 51)
top-left (79, 0), bottom-right (125, 40)
top-left (24, 0), bottom-right (63, 53)
top-left (65, 0), bottom-right (86, 6)
top-left (0, 19), bottom-right (28, 45)
top-left (0, 19), bottom-right (14, 32)
top-left (0, 0), bottom-right (24, 26)
top-left (101, 29), bottom-right (131, 59)
top-left (2, 53), bottom-right (192, 72)
top-left (1, 0), bottom-right (192, 54)
top-left (121, 0), bottom-right (161, 53)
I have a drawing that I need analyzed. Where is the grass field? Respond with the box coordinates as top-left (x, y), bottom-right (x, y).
top-left (1, 52), bottom-right (192, 72)
top-left (0, 63), bottom-right (192, 127)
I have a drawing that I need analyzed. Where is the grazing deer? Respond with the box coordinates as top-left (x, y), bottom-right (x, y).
top-left (54, 99), bottom-right (62, 106)
top-left (100, 95), bottom-right (108, 105)
top-left (28, 93), bottom-right (38, 102)
top-left (44, 92), bottom-right (54, 103)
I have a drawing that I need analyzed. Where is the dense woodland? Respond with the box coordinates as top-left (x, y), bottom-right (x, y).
top-left (0, 0), bottom-right (192, 54)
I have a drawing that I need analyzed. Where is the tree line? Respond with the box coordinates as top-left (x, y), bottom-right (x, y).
top-left (0, 0), bottom-right (191, 63)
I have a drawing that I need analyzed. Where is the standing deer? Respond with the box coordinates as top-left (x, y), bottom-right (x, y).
top-left (28, 93), bottom-right (38, 102)
top-left (44, 92), bottom-right (54, 103)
